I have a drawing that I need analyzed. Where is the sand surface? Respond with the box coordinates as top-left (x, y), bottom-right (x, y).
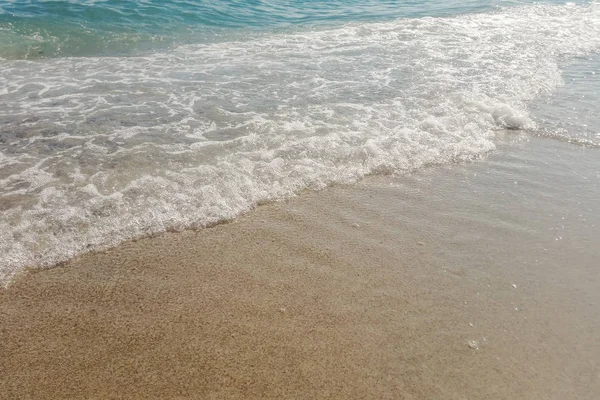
top-left (2, 136), bottom-right (600, 399)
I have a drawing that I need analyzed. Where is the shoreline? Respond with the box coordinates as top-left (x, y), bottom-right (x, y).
top-left (2, 136), bottom-right (600, 399)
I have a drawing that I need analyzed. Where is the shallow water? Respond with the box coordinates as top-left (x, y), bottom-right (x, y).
top-left (0, 0), bottom-right (599, 285)
top-left (532, 53), bottom-right (600, 146)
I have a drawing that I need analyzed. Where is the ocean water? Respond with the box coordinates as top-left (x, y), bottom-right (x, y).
top-left (0, 0), bottom-right (599, 285)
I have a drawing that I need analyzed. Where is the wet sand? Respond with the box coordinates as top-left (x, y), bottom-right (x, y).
top-left (1, 135), bottom-right (599, 399)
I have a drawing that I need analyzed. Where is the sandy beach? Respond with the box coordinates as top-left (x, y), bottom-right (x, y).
top-left (2, 135), bottom-right (599, 399)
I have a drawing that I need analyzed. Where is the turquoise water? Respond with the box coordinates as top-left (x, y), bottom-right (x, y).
top-left (0, 0), bottom-right (570, 58)
top-left (0, 1), bottom-right (599, 284)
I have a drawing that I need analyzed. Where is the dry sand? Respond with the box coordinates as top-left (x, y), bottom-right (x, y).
top-left (2, 136), bottom-right (600, 399)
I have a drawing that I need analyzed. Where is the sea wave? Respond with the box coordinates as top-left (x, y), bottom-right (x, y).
top-left (1, 2), bottom-right (599, 285)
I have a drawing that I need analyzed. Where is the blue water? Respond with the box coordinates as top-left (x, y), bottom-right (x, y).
top-left (0, 0), bottom-right (599, 284)
top-left (0, 0), bottom-right (572, 58)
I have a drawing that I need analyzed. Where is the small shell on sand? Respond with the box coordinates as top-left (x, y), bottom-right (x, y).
top-left (468, 340), bottom-right (479, 350)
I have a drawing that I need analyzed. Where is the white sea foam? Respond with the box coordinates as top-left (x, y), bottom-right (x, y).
top-left (1, 3), bottom-right (599, 285)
